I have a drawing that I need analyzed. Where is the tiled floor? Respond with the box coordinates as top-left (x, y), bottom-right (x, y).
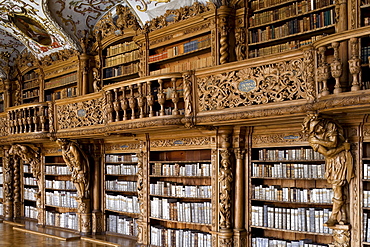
top-left (0, 221), bottom-right (139, 247)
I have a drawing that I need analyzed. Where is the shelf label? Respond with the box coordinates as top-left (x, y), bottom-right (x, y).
top-left (283, 135), bottom-right (299, 140)
top-left (77, 109), bottom-right (86, 117)
top-left (238, 79), bottom-right (256, 93)
top-left (174, 140), bottom-right (184, 145)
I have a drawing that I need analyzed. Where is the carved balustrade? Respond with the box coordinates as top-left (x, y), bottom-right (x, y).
top-left (7, 103), bottom-right (49, 135)
top-left (103, 73), bottom-right (185, 124)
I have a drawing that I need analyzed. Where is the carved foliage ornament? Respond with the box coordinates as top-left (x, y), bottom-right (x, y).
top-left (56, 98), bottom-right (104, 130)
top-left (150, 136), bottom-right (213, 147)
top-left (197, 59), bottom-right (308, 111)
top-left (0, 116), bottom-right (8, 137)
top-left (145, 2), bottom-right (214, 32)
top-left (252, 133), bottom-right (306, 145)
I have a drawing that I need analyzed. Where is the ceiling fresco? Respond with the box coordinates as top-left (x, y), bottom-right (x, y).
top-left (0, 0), bottom-right (215, 78)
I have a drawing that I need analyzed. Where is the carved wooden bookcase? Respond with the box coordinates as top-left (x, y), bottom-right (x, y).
top-left (247, 0), bottom-right (336, 58)
top-left (44, 154), bottom-right (78, 231)
top-left (43, 56), bottom-right (79, 102)
top-left (250, 129), bottom-right (334, 246)
top-left (103, 140), bottom-right (142, 239)
top-left (136, 2), bottom-right (216, 76)
top-left (145, 131), bottom-right (217, 247)
top-left (361, 124), bottom-right (370, 246)
top-left (22, 158), bottom-right (39, 221)
top-left (21, 69), bottom-right (40, 104)
top-left (0, 90), bottom-right (4, 113)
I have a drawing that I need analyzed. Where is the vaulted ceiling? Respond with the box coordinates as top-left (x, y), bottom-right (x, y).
top-left (0, 0), bottom-right (219, 79)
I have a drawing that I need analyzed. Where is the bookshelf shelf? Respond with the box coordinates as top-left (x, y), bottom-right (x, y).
top-left (149, 46), bottom-right (211, 65)
top-left (251, 225), bottom-right (332, 236)
top-left (251, 0), bottom-right (297, 13)
top-left (150, 217), bottom-right (212, 227)
top-left (149, 194), bottom-right (211, 200)
top-left (105, 209), bottom-right (139, 218)
top-left (249, 4), bottom-right (335, 29)
top-left (251, 199), bottom-right (332, 206)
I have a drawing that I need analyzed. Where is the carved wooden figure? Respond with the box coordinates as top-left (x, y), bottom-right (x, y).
top-left (302, 114), bottom-right (353, 226)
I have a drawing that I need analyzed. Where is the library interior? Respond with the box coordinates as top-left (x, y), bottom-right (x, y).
top-left (0, 0), bottom-right (369, 246)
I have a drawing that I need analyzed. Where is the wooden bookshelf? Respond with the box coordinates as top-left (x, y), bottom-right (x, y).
top-left (250, 145), bottom-right (333, 246)
top-left (21, 69), bottom-right (40, 104)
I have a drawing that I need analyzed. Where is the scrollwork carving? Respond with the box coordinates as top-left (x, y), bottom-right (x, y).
top-left (150, 137), bottom-right (213, 148)
top-left (197, 59), bottom-right (308, 111)
top-left (219, 149), bottom-right (232, 229)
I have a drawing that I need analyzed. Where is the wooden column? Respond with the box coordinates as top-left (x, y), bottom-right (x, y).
top-left (218, 5), bottom-right (232, 65)
top-left (233, 127), bottom-right (246, 247)
top-left (218, 127), bottom-right (233, 247)
top-left (336, 0), bottom-right (349, 89)
top-left (13, 156), bottom-right (22, 219)
top-left (80, 54), bottom-right (90, 96)
top-left (3, 146), bottom-right (13, 220)
top-left (92, 140), bottom-right (103, 234)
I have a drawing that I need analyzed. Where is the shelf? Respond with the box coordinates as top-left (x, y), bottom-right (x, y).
top-left (24, 199), bottom-right (36, 202)
top-left (149, 194), bottom-right (211, 200)
top-left (251, 0), bottom-right (296, 13)
top-left (44, 174), bottom-right (71, 177)
top-left (150, 175), bottom-right (211, 179)
top-left (105, 190), bottom-right (137, 195)
top-left (251, 199), bottom-right (332, 206)
top-left (150, 160), bottom-right (211, 164)
top-left (361, 4), bottom-right (370, 8)
top-left (249, 24), bottom-right (335, 46)
top-left (23, 85), bottom-right (39, 90)
top-left (103, 72), bottom-right (139, 81)
top-left (45, 188), bottom-right (76, 191)
top-left (45, 163), bottom-right (66, 166)
top-left (45, 205), bottom-right (78, 212)
top-left (105, 161), bottom-right (138, 165)
top-left (22, 95), bottom-right (39, 100)
top-left (24, 184), bottom-right (38, 188)
top-left (149, 46), bottom-right (211, 65)
top-left (104, 209), bottom-right (139, 218)
top-left (105, 48), bottom-right (139, 59)
top-left (249, 4), bottom-right (335, 29)
top-left (103, 59), bottom-right (140, 69)
top-left (149, 217), bottom-right (211, 227)
top-left (105, 174), bottom-right (137, 177)
top-left (251, 225), bottom-right (332, 236)
top-left (251, 159), bottom-right (325, 163)
top-left (251, 176), bottom-right (326, 180)
top-left (105, 231), bottom-right (138, 240)
top-left (45, 81), bottom-right (77, 91)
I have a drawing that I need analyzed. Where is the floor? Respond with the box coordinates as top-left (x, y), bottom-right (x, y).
top-left (0, 221), bottom-right (139, 247)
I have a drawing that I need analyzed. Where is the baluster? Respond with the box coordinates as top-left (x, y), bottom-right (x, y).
top-left (27, 108), bottom-right (32, 132)
top-left (171, 78), bottom-right (179, 115)
top-left (348, 38), bottom-right (361, 91)
top-left (22, 109), bottom-right (27, 133)
top-left (331, 42), bottom-right (342, 94)
top-left (137, 83), bottom-right (144, 118)
top-left (106, 90), bottom-right (114, 123)
top-left (17, 110), bottom-right (23, 133)
top-left (317, 46), bottom-right (330, 96)
top-left (113, 88), bottom-right (121, 122)
top-left (129, 85), bottom-right (136, 120)
top-left (33, 106), bottom-right (38, 132)
top-left (146, 81), bottom-right (154, 117)
top-left (157, 79), bottom-right (165, 116)
top-left (7, 111), bottom-right (13, 134)
top-left (39, 105), bottom-right (46, 132)
top-left (121, 86), bottom-right (129, 121)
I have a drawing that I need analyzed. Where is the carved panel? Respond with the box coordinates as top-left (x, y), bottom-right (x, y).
top-left (252, 133), bottom-right (307, 145)
top-left (104, 143), bottom-right (140, 152)
top-left (0, 116), bottom-right (8, 136)
top-left (150, 136), bottom-right (214, 148)
top-left (56, 98), bottom-right (104, 129)
top-left (197, 59), bottom-right (309, 111)
top-left (219, 149), bottom-right (232, 230)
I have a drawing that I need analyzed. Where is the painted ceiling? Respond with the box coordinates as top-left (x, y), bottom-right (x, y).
top-left (0, 0), bottom-right (218, 79)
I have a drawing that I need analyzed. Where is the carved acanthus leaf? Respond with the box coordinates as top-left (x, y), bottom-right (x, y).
top-left (150, 136), bottom-right (213, 147)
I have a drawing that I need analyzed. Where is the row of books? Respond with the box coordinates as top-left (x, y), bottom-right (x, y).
top-left (23, 165), bottom-right (30, 173)
top-left (252, 237), bottom-right (328, 247)
top-left (249, 10), bottom-right (335, 44)
top-left (150, 57), bottom-right (213, 76)
top-left (45, 165), bottom-right (72, 175)
top-left (24, 205), bottom-right (38, 219)
top-left (363, 212), bottom-right (370, 242)
top-left (106, 215), bottom-right (138, 236)
top-left (45, 191), bottom-right (78, 208)
top-left (106, 41), bottom-right (139, 57)
top-left (0, 203), bottom-right (3, 216)
top-left (24, 188), bottom-right (38, 201)
top-left (150, 226), bottom-right (211, 247)
top-left (45, 72), bottom-right (77, 90)
top-left (23, 177), bottom-right (37, 186)
top-left (361, 46), bottom-right (370, 65)
top-left (151, 197), bottom-right (212, 224)
top-left (22, 88), bottom-right (39, 99)
top-left (251, 205), bottom-right (333, 234)
top-left (104, 62), bottom-right (139, 79)
top-left (106, 180), bottom-right (137, 192)
top-left (253, 185), bottom-right (333, 204)
top-left (45, 180), bottom-right (75, 190)
top-left (51, 86), bottom-right (78, 101)
top-left (105, 194), bottom-right (139, 214)
top-left (252, 163), bottom-right (325, 179)
top-left (0, 188), bottom-right (3, 199)
top-left (23, 79), bottom-right (39, 90)
top-left (250, 0), bottom-right (333, 11)
top-left (149, 35), bottom-right (211, 63)
top-left (106, 164), bottom-right (138, 175)
top-left (249, 0), bottom-right (334, 27)
top-left (23, 71), bottom-right (38, 82)
top-left (150, 181), bottom-right (211, 198)
top-left (151, 162), bottom-right (211, 177)
top-left (105, 154), bottom-right (138, 163)
top-left (0, 175), bottom-right (3, 184)
top-left (363, 190), bottom-right (370, 207)
top-left (105, 50), bottom-right (140, 67)
top-left (249, 35), bottom-right (325, 58)
top-left (257, 148), bottom-right (324, 161)
top-left (46, 211), bottom-right (78, 230)
top-left (364, 17), bottom-right (370, 26)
